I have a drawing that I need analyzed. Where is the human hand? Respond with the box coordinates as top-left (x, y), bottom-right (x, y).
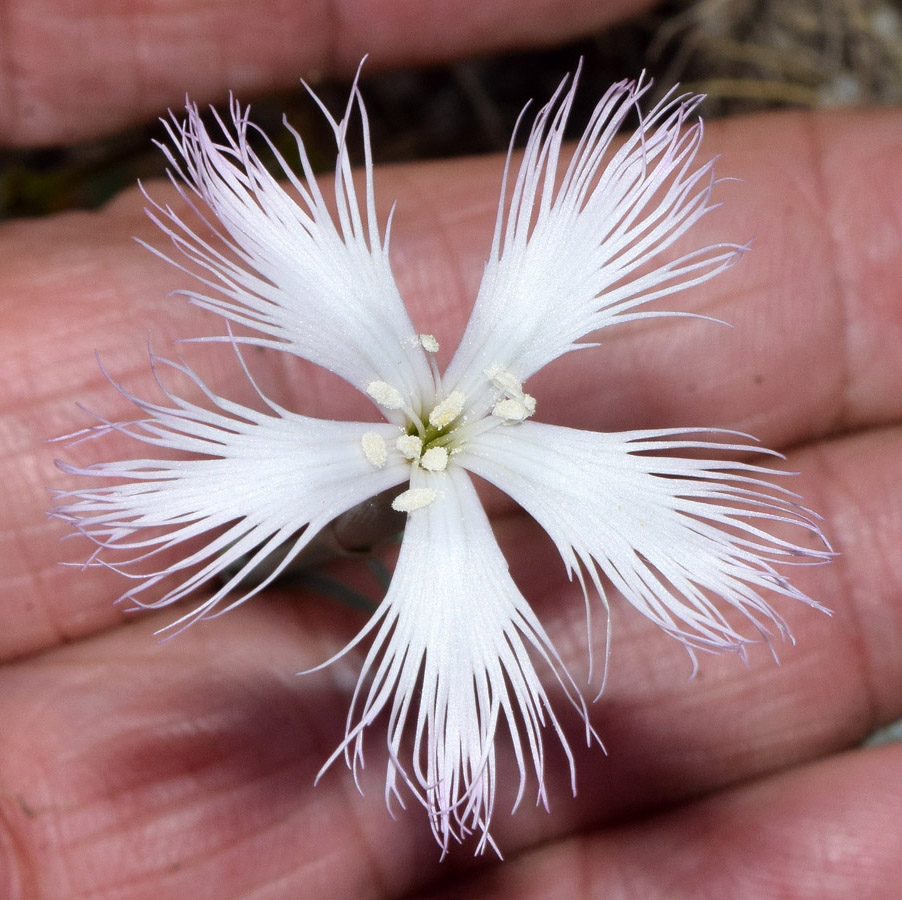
top-left (0, 0), bottom-right (652, 145)
top-left (2, 2), bottom-right (902, 896)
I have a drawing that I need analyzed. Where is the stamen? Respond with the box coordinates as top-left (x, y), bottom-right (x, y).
top-left (419, 334), bottom-right (440, 353)
top-left (420, 446), bottom-right (449, 472)
top-left (485, 365), bottom-right (522, 395)
top-left (429, 390), bottom-right (466, 428)
top-left (492, 397), bottom-right (533, 422)
top-left (366, 380), bottom-right (405, 410)
top-left (485, 364), bottom-right (536, 422)
top-left (396, 434), bottom-right (423, 460)
top-left (361, 431), bottom-right (387, 468)
top-left (392, 487), bottom-right (437, 512)
top-left (419, 333), bottom-right (444, 396)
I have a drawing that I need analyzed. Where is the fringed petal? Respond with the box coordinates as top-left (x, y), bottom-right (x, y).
top-left (315, 466), bottom-right (596, 855)
top-left (460, 422), bottom-right (832, 664)
top-left (53, 354), bottom-right (409, 630)
top-left (144, 71), bottom-right (434, 420)
top-left (444, 70), bottom-right (744, 416)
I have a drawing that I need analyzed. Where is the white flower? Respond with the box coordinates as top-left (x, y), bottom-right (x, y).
top-left (55, 69), bottom-right (832, 855)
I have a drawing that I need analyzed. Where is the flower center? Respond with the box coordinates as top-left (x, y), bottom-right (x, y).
top-left (368, 387), bottom-right (465, 476)
top-left (361, 335), bottom-right (536, 511)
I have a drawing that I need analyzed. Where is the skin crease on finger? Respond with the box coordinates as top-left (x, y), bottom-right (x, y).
top-left (0, 0), bottom-right (654, 146)
top-left (416, 746), bottom-right (902, 900)
top-left (1, 109), bottom-right (901, 660)
top-left (0, 107), bottom-right (900, 895)
top-left (0, 433), bottom-right (899, 899)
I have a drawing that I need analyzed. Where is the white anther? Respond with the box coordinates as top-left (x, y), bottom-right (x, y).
top-left (419, 333), bottom-right (440, 353)
top-left (485, 365), bottom-right (536, 421)
top-left (366, 380), bottom-right (405, 409)
top-left (429, 390), bottom-right (466, 428)
top-left (361, 431), bottom-right (387, 468)
top-left (492, 397), bottom-right (532, 422)
top-left (396, 434), bottom-right (423, 460)
top-left (420, 446), bottom-right (449, 472)
top-left (392, 487), bottom-right (437, 513)
top-left (485, 365), bottom-right (522, 396)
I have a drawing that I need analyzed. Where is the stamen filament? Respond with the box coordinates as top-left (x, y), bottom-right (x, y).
top-left (419, 333), bottom-right (444, 397)
top-left (405, 410), bottom-right (427, 440)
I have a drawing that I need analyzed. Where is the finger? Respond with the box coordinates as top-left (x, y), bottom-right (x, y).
top-left (3, 108), bottom-right (900, 662)
top-left (613, 108), bottom-right (902, 448)
top-left (0, 601), bottom-right (446, 900)
top-left (1, 419), bottom-right (900, 889)
top-left (0, 0), bottom-right (652, 146)
top-left (419, 745), bottom-right (902, 899)
top-left (501, 426), bottom-right (902, 834)
top-left (387, 109), bottom-right (902, 448)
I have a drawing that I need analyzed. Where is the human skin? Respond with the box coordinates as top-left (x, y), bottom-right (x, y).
top-left (0, 0), bottom-right (653, 145)
top-left (1, 2), bottom-right (902, 897)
